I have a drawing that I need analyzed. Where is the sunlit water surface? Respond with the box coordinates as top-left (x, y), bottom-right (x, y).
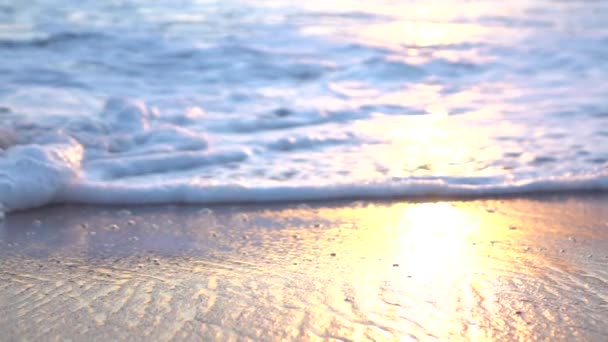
top-left (1, 0), bottom-right (608, 210)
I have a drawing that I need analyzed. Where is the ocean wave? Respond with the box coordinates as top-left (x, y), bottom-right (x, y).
top-left (2, 151), bottom-right (608, 213)
top-left (1, 1), bottom-right (608, 213)
top-left (0, 94), bottom-right (607, 212)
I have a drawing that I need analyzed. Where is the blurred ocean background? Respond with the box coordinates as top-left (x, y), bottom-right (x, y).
top-left (1, 0), bottom-right (607, 211)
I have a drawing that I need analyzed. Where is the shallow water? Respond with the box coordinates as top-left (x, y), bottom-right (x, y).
top-left (1, 0), bottom-right (608, 211)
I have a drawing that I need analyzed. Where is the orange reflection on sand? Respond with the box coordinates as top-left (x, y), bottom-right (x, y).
top-left (333, 202), bottom-right (509, 276)
top-left (6, 199), bottom-right (604, 340)
top-left (397, 202), bottom-right (480, 278)
top-left (315, 201), bottom-right (527, 338)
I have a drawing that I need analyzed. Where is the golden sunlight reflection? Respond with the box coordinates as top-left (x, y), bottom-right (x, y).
top-left (353, 114), bottom-right (519, 178)
top-left (330, 202), bottom-right (507, 278)
top-left (315, 201), bottom-right (531, 338)
top-left (309, 201), bottom-right (522, 284)
top-left (4, 199), bottom-right (603, 340)
top-left (397, 202), bottom-right (479, 278)
top-left (360, 21), bottom-right (487, 49)
top-left (298, 0), bottom-right (515, 51)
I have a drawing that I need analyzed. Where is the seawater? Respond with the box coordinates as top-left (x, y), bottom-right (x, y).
top-left (1, 0), bottom-right (607, 211)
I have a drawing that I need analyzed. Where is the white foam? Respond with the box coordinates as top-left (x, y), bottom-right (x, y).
top-left (86, 149), bottom-right (250, 180)
top-left (266, 133), bottom-right (356, 151)
top-left (56, 171), bottom-right (608, 207)
top-left (0, 135), bottom-right (83, 211)
top-left (100, 97), bottom-right (158, 133)
top-left (0, 93), bottom-right (607, 213)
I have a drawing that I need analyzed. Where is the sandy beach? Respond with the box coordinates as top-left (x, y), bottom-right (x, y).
top-left (2, 1), bottom-right (608, 340)
top-left (1, 195), bottom-right (607, 341)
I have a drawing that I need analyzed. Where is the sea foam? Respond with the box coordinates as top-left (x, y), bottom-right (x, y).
top-left (1, 0), bottom-right (608, 212)
top-left (0, 94), bottom-right (607, 213)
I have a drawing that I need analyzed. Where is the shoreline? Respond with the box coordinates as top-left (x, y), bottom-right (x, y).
top-left (3, 174), bottom-right (608, 214)
top-left (1, 195), bottom-right (607, 340)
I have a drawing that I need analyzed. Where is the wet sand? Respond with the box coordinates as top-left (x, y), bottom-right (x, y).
top-left (1, 196), bottom-right (607, 341)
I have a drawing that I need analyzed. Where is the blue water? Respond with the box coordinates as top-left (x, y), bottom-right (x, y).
top-left (1, 0), bottom-right (608, 211)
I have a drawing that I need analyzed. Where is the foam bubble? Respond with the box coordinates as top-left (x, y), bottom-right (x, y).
top-left (100, 97), bottom-right (157, 133)
top-left (0, 137), bottom-right (83, 211)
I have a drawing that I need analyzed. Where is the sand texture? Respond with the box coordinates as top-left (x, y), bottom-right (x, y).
top-left (1, 196), bottom-right (607, 341)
